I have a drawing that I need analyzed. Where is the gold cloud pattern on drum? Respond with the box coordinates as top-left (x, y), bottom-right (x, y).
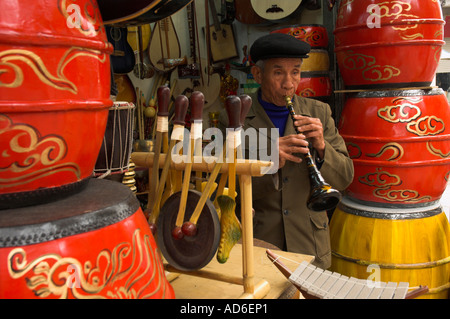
top-left (7, 229), bottom-right (170, 299)
top-left (374, 188), bottom-right (431, 203)
top-left (378, 101), bottom-right (421, 123)
top-left (0, 114), bottom-right (80, 188)
top-left (406, 115), bottom-right (445, 136)
top-left (341, 52), bottom-right (401, 82)
top-left (341, 52), bottom-right (376, 71)
top-left (359, 168), bottom-right (431, 203)
top-left (362, 64), bottom-right (401, 82)
top-left (359, 169), bottom-right (401, 188)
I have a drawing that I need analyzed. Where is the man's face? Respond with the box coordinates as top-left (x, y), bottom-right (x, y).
top-left (252, 58), bottom-right (302, 106)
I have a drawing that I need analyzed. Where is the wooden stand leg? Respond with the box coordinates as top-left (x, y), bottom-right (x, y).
top-left (240, 174), bottom-right (270, 299)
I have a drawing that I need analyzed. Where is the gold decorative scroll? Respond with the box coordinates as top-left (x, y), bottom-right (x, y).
top-left (0, 114), bottom-right (80, 189)
top-left (7, 229), bottom-right (169, 299)
top-left (374, 188), bottom-right (431, 203)
top-left (367, 142), bottom-right (404, 161)
top-left (378, 97), bottom-right (422, 123)
top-left (341, 51), bottom-right (401, 82)
top-left (427, 142), bottom-right (450, 159)
top-left (359, 168), bottom-right (401, 189)
top-left (358, 168), bottom-right (431, 203)
top-left (406, 115), bottom-right (445, 136)
top-left (0, 47), bottom-right (107, 94)
top-left (297, 88), bottom-right (316, 98)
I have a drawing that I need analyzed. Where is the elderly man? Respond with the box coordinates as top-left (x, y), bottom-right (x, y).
top-left (220, 33), bottom-right (353, 269)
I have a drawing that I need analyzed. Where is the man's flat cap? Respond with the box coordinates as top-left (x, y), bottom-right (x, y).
top-left (250, 33), bottom-right (311, 63)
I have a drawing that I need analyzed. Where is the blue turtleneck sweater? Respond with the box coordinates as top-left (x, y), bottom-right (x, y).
top-left (258, 91), bottom-right (290, 137)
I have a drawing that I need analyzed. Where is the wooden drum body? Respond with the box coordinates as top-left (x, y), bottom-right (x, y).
top-left (0, 179), bottom-right (175, 299)
top-left (330, 198), bottom-right (450, 299)
top-left (334, 0), bottom-right (444, 89)
top-left (0, 0), bottom-right (113, 208)
top-left (339, 89), bottom-right (450, 207)
top-left (94, 101), bottom-right (135, 177)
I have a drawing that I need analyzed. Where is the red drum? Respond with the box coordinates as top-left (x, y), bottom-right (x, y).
top-left (0, 0), bottom-right (113, 208)
top-left (0, 179), bottom-right (175, 299)
top-left (296, 72), bottom-right (332, 100)
top-left (334, 0), bottom-right (444, 89)
top-left (94, 101), bottom-right (135, 177)
top-left (271, 24), bottom-right (329, 48)
top-left (338, 88), bottom-right (450, 207)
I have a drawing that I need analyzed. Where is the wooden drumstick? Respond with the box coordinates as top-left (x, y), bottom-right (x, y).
top-left (148, 95), bottom-right (189, 234)
top-left (146, 86), bottom-right (170, 215)
top-left (213, 95), bottom-right (250, 209)
top-left (172, 91), bottom-right (204, 239)
top-left (184, 96), bottom-right (242, 234)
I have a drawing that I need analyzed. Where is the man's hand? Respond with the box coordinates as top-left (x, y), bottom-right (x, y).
top-left (278, 134), bottom-right (309, 169)
top-left (278, 115), bottom-right (325, 169)
top-left (293, 114), bottom-right (325, 158)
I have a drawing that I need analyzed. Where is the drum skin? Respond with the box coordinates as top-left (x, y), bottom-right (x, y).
top-left (271, 24), bottom-right (329, 49)
top-left (0, 179), bottom-right (175, 299)
top-left (296, 72), bottom-right (331, 99)
top-left (334, 0), bottom-right (444, 89)
top-left (0, 0), bottom-right (113, 208)
top-left (338, 89), bottom-right (450, 207)
top-left (330, 198), bottom-right (450, 299)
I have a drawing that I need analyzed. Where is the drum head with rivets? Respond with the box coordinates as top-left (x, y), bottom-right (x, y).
top-left (157, 190), bottom-right (220, 271)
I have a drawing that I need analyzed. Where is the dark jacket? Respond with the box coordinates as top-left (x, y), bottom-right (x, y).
top-left (219, 92), bottom-right (354, 269)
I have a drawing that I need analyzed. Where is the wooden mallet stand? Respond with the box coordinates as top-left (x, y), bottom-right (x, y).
top-left (131, 151), bottom-right (275, 299)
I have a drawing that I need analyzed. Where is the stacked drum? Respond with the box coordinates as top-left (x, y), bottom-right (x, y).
top-left (331, 0), bottom-right (450, 298)
top-left (271, 25), bottom-right (332, 101)
top-left (0, 0), bottom-right (173, 299)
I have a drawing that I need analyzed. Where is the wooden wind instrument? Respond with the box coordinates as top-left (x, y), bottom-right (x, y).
top-left (285, 95), bottom-right (341, 211)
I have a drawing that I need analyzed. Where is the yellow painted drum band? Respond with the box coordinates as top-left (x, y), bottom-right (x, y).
top-left (301, 49), bottom-right (330, 72)
top-left (330, 198), bottom-right (450, 299)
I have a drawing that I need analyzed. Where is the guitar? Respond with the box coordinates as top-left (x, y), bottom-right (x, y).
top-left (172, 2), bottom-right (220, 108)
top-left (106, 26), bottom-right (135, 74)
top-left (250, 0), bottom-right (302, 21)
top-left (208, 0), bottom-right (238, 63)
top-left (127, 24), bottom-right (151, 52)
top-left (148, 16), bottom-right (182, 73)
top-left (134, 25), bottom-right (154, 79)
top-left (114, 74), bottom-right (137, 104)
top-left (177, 2), bottom-right (201, 79)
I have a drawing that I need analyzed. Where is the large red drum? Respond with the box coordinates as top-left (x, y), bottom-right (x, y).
top-left (339, 88), bottom-right (450, 207)
top-left (0, 0), bottom-right (113, 208)
top-left (271, 24), bottom-right (329, 49)
top-left (296, 72), bottom-right (332, 101)
top-left (0, 179), bottom-right (175, 299)
top-left (334, 0), bottom-right (444, 89)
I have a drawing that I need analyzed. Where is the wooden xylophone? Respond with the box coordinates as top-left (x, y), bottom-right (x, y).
top-left (266, 250), bottom-right (429, 299)
top-left (290, 261), bottom-right (409, 299)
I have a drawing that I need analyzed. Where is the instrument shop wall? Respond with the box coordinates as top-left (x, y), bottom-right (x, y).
top-left (125, 0), bottom-right (331, 128)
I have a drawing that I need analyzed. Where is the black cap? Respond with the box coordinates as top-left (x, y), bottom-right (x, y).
top-left (250, 33), bottom-right (311, 63)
